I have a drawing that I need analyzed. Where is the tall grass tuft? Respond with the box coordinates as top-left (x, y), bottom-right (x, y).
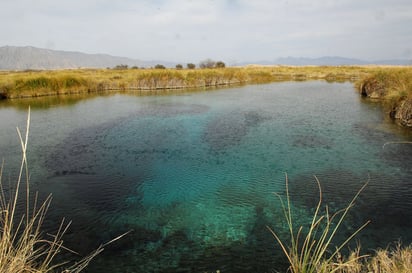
top-left (0, 108), bottom-right (127, 273)
top-left (268, 175), bottom-right (369, 273)
top-left (368, 243), bottom-right (412, 273)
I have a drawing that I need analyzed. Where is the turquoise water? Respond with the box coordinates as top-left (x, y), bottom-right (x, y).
top-left (0, 81), bottom-right (411, 272)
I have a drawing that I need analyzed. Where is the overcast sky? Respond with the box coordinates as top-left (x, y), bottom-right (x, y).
top-left (1, 0), bottom-right (412, 63)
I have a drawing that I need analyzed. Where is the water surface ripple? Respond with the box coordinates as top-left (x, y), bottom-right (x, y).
top-left (0, 81), bottom-right (411, 272)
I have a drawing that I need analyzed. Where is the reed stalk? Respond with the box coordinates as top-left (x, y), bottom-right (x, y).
top-left (268, 175), bottom-right (369, 273)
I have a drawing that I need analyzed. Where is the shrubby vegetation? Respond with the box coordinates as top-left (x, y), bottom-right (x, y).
top-left (199, 59), bottom-right (226, 69)
top-left (113, 64), bottom-right (129, 70)
top-left (154, 64), bottom-right (166, 69)
top-left (186, 63), bottom-right (196, 69)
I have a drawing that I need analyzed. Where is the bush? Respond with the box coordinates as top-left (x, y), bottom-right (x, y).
top-left (154, 64), bottom-right (166, 69)
top-left (199, 59), bottom-right (216, 69)
top-left (175, 64), bottom-right (183, 70)
top-left (113, 64), bottom-right (128, 70)
top-left (215, 61), bottom-right (226, 68)
top-left (187, 63), bottom-right (196, 69)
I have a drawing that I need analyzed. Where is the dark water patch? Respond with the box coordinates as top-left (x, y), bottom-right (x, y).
top-left (288, 170), bottom-right (365, 207)
top-left (292, 133), bottom-right (334, 149)
top-left (34, 173), bottom-right (143, 254)
top-left (381, 142), bottom-right (412, 172)
top-left (139, 102), bottom-right (209, 117)
top-left (288, 169), bottom-right (412, 250)
top-left (351, 121), bottom-right (394, 146)
top-left (215, 181), bottom-right (267, 208)
top-left (46, 119), bottom-right (122, 175)
top-left (203, 110), bottom-right (268, 152)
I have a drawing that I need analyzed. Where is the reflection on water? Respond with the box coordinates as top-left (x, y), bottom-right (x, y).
top-left (0, 81), bottom-right (411, 272)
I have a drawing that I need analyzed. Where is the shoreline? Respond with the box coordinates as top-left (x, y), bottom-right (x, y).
top-left (1, 65), bottom-right (411, 127)
top-left (0, 66), bottom-right (370, 99)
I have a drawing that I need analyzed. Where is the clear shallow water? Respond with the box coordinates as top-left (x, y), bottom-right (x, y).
top-left (0, 81), bottom-right (411, 272)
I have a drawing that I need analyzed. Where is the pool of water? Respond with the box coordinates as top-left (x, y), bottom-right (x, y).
top-left (0, 81), bottom-right (411, 272)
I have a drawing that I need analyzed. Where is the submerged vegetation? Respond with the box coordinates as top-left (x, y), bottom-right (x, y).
top-left (0, 110), bottom-right (129, 272)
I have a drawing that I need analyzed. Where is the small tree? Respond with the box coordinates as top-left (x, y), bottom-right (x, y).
top-left (113, 64), bottom-right (128, 70)
top-left (154, 64), bottom-right (166, 69)
top-left (187, 63), bottom-right (196, 69)
top-left (175, 64), bottom-right (183, 70)
top-left (199, 59), bottom-right (216, 69)
top-left (215, 61), bottom-right (226, 68)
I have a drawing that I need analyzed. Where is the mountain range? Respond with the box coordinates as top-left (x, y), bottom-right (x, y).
top-left (0, 46), bottom-right (173, 70)
top-left (0, 46), bottom-right (410, 70)
top-left (247, 56), bottom-right (412, 66)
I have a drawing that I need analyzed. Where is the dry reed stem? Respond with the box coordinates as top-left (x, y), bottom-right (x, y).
top-left (268, 174), bottom-right (369, 273)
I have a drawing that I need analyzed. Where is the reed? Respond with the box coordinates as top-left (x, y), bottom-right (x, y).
top-left (268, 175), bottom-right (369, 273)
top-left (368, 243), bottom-right (412, 273)
top-left (0, 66), bottom-right (377, 99)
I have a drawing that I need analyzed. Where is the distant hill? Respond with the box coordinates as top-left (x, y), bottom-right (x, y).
top-left (237, 56), bottom-right (412, 66)
top-left (275, 56), bottom-right (369, 66)
top-left (0, 46), bottom-right (173, 70)
top-left (1, 46), bottom-right (411, 70)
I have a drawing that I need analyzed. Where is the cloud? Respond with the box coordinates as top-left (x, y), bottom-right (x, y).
top-left (1, 0), bottom-right (411, 61)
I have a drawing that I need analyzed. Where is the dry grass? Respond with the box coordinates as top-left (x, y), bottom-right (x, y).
top-left (367, 243), bottom-right (412, 273)
top-left (356, 67), bottom-right (412, 126)
top-left (268, 175), bottom-right (369, 273)
top-left (0, 66), bottom-right (380, 99)
top-left (356, 68), bottom-right (412, 102)
top-left (269, 175), bottom-right (412, 273)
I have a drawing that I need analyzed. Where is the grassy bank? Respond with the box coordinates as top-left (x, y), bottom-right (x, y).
top-left (0, 66), bottom-right (373, 99)
top-left (356, 68), bottom-right (412, 127)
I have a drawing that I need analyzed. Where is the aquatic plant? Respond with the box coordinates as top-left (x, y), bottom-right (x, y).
top-left (268, 175), bottom-right (369, 273)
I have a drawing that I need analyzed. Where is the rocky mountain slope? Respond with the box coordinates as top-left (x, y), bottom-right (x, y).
top-left (0, 46), bottom-right (166, 70)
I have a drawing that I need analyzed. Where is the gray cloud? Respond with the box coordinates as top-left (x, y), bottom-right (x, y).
top-left (1, 0), bottom-right (411, 62)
